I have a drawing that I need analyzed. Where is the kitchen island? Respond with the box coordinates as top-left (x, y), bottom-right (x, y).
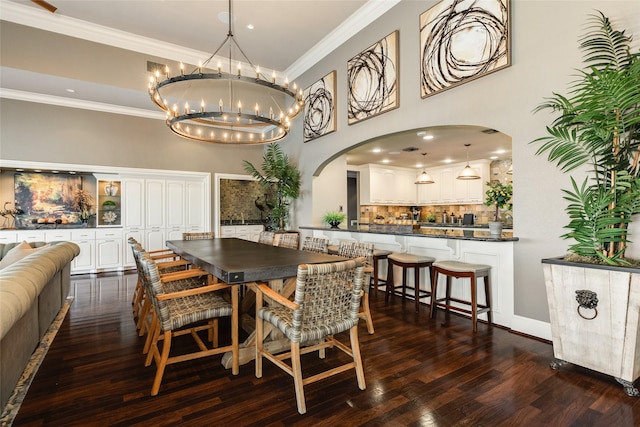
top-left (299, 225), bottom-right (517, 329)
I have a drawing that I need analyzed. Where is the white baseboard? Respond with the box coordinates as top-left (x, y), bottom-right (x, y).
top-left (510, 315), bottom-right (552, 341)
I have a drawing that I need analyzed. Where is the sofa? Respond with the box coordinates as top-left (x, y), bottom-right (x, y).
top-left (0, 241), bottom-right (80, 410)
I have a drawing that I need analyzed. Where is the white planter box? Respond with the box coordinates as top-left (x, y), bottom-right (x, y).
top-left (542, 257), bottom-right (640, 396)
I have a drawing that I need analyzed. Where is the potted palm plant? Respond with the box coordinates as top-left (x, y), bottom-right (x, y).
top-left (531, 11), bottom-right (640, 396)
top-left (243, 143), bottom-right (301, 231)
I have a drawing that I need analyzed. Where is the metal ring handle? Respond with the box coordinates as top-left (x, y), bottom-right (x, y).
top-left (577, 305), bottom-right (598, 320)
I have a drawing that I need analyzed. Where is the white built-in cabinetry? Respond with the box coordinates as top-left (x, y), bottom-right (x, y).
top-left (0, 161), bottom-right (210, 275)
top-left (220, 225), bottom-right (264, 242)
top-left (358, 160), bottom-right (491, 206)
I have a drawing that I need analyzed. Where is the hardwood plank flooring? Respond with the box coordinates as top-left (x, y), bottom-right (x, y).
top-left (10, 272), bottom-right (640, 426)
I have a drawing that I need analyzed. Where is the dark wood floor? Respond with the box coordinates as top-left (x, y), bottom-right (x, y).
top-left (11, 272), bottom-right (640, 426)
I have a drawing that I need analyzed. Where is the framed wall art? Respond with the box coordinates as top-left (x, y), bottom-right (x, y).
top-left (347, 30), bottom-right (399, 125)
top-left (303, 70), bottom-right (337, 142)
top-left (420, 0), bottom-right (511, 98)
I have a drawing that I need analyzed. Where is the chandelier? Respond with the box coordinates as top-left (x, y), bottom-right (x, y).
top-left (148, 0), bottom-right (304, 144)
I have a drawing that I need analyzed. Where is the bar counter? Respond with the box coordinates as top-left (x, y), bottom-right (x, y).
top-left (299, 224), bottom-right (518, 242)
top-left (298, 224), bottom-right (516, 330)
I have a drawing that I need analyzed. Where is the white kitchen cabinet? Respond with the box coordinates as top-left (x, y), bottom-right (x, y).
top-left (0, 231), bottom-right (18, 244)
top-left (416, 160), bottom-right (491, 205)
top-left (122, 178), bottom-right (145, 229)
top-left (185, 179), bottom-right (206, 232)
top-left (17, 230), bottom-right (46, 242)
top-left (145, 228), bottom-right (166, 252)
top-left (220, 225), bottom-right (263, 241)
top-left (166, 180), bottom-right (185, 229)
top-left (95, 229), bottom-right (122, 270)
top-left (145, 179), bottom-right (165, 229)
top-left (123, 228), bottom-right (144, 268)
top-left (359, 164), bottom-right (418, 205)
top-left (46, 230), bottom-right (72, 242)
top-left (71, 229), bottom-right (96, 273)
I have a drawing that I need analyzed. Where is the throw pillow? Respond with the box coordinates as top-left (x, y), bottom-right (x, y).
top-left (0, 241), bottom-right (50, 270)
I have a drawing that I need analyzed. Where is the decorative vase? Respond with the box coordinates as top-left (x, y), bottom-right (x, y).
top-left (328, 221), bottom-right (341, 229)
top-left (488, 221), bottom-right (503, 237)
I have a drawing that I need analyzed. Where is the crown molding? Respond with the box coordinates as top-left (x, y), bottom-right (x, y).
top-left (285, 0), bottom-right (402, 79)
top-left (0, 88), bottom-right (164, 120)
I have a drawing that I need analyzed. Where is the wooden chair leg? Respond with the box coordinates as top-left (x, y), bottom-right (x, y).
top-left (414, 266), bottom-right (421, 312)
top-left (143, 311), bottom-right (158, 355)
top-left (484, 275), bottom-right (493, 325)
top-left (151, 331), bottom-right (172, 396)
top-left (360, 293), bottom-right (374, 334)
top-left (291, 341), bottom-right (306, 414)
top-left (255, 290), bottom-right (264, 379)
top-left (385, 262), bottom-right (394, 303)
top-left (350, 326), bottom-right (366, 390)
top-left (471, 275), bottom-right (478, 333)
top-left (430, 270), bottom-right (438, 319)
top-left (231, 285), bottom-right (239, 375)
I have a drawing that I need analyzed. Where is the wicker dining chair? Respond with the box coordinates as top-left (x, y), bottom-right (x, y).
top-left (274, 233), bottom-right (300, 250)
top-left (258, 231), bottom-right (275, 245)
top-left (128, 238), bottom-right (192, 328)
top-left (139, 253), bottom-right (239, 396)
top-left (337, 241), bottom-right (375, 334)
top-left (255, 258), bottom-right (366, 414)
top-left (182, 231), bottom-right (215, 240)
top-left (300, 236), bottom-right (329, 254)
top-left (130, 242), bottom-right (207, 338)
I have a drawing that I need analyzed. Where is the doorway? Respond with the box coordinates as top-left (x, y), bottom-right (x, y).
top-left (347, 170), bottom-right (358, 226)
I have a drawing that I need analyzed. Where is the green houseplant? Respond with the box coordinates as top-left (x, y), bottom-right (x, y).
top-left (323, 212), bottom-right (346, 228)
top-left (243, 143), bottom-right (301, 231)
top-left (531, 12), bottom-right (640, 397)
top-left (532, 11), bottom-right (640, 266)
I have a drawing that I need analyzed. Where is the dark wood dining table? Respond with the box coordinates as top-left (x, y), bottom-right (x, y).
top-left (165, 237), bottom-right (347, 367)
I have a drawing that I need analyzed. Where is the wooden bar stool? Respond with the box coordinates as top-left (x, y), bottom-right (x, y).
top-left (430, 260), bottom-right (492, 332)
top-left (371, 249), bottom-right (392, 298)
top-left (385, 253), bottom-right (435, 312)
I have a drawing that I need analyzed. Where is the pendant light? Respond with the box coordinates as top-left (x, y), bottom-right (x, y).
top-left (457, 144), bottom-right (481, 180)
top-left (415, 153), bottom-right (435, 184)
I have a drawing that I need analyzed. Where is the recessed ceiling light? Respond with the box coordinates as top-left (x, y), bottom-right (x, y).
top-left (490, 156), bottom-right (498, 160)
top-left (247, 24), bottom-right (254, 30)
top-left (372, 148), bottom-right (382, 153)
top-left (381, 159), bottom-right (391, 163)
top-left (443, 159), bottom-right (453, 164)
top-left (16, 169), bottom-right (24, 172)
top-left (66, 88), bottom-right (75, 93)
top-left (34, 169), bottom-right (42, 172)
top-left (69, 171), bottom-right (76, 174)
top-left (422, 135), bottom-right (434, 140)
top-left (496, 149), bottom-right (506, 154)
top-left (51, 170), bottom-right (60, 173)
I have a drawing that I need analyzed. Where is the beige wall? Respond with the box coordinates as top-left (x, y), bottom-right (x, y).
top-left (282, 0), bottom-right (640, 328)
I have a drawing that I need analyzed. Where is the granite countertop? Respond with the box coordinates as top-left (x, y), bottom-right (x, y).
top-left (220, 219), bottom-right (266, 226)
top-left (299, 225), bottom-right (518, 242)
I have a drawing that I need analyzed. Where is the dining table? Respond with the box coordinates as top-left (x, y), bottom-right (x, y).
top-left (166, 237), bottom-right (347, 368)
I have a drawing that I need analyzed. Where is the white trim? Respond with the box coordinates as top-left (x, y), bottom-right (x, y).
top-left (285, 0), bottom-right (402, 79)
top-left (0, 159), bottom-right (208, 180)
top-left (510, 315), bottom-right (552, 341)
top-left (0, 89), bottom-right (164, 120)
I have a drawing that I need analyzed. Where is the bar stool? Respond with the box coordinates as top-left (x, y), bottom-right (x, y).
top-left (430, 260), bottom-right (492, 333)
top-left (371, 249), bottom-right (392, 298)
top-left (385, 253), bottom-right (435, 312)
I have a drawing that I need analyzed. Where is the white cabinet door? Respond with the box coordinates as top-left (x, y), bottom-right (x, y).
top-left (123, 228), bottom-right (144, 268)
top-left (395, 170), bottom-right (417, 204)
top-left (248, 225), bottom-right (264, 242)
top-left (96, 239), bottom-right (121, 270)
top-left (186, 179), bottom-right (206, 231)
top-left (166, 180), bottom-right (185, 229)
top-left (145, 228), bottom-right (166, 251)
top-left (220, 226), bottom-right (236, 238)
top-left (166, 227), bottom-right (185, 241)
top-left (0, 231), bottom-right (18, 244)
top-left (122, 178), bottom-right (145, 228)
top-left (71, 229), bottom-right (96, 273)
top-left (145, 180), bottom-right (165, 229)
top-left (17, 230), bottom-right (46, 242)
top-left (439, 169), bottom-right (454, 203)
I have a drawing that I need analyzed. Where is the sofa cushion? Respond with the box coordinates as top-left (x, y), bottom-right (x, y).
top-left (0, 241), bottom-right (50, 270)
